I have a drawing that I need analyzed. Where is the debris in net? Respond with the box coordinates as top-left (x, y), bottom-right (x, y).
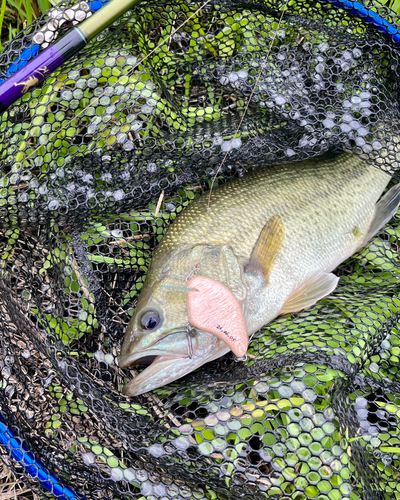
top-left (81, 452), bottom-right (96, 466)
top-left (154, 190), bottom-right (165, 216)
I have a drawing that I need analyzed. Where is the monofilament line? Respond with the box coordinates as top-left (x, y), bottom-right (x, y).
top-left (200, 0), bottom-right (291, 354)
top-left (205, 0), bottom-right (290, 217)
top-left (197, 0), bottom-right (290, 257)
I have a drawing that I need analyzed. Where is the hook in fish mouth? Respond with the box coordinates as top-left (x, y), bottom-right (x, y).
top-left (118, 330), bottom-right (200, 397)
top-left (118, 327), bottom-right (228, 397)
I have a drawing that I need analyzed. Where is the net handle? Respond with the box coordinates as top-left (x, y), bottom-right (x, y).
top-left (0, 413), bottom-right (83, 500)
top-left (325, 0), bottom-right (400, 43)
top-left (0, 0), bottom-right (142, 113)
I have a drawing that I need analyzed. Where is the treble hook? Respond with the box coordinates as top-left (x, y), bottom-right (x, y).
top-left (186, 262), bottom-right (200, 282)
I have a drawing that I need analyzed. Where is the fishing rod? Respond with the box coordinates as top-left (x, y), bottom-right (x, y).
top-left (0, 0), bottom-right (399, 113)
top-left (0, 0), bottom-right (110, 85)
top-left (0, 0), bottom-right (142, 113)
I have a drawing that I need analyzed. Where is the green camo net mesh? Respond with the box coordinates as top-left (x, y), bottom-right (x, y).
top-left (1, 0), bottom-right (400, 498)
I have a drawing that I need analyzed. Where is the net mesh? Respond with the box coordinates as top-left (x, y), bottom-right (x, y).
top-left (1, 0), bottom-right (400, 498)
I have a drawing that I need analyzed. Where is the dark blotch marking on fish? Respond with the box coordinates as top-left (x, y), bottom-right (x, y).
top-left (216, 324), bottom-right (236, 342)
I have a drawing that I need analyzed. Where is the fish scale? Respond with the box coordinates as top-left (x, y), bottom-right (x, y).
top-left (119, 153), bottom-right (398, 396)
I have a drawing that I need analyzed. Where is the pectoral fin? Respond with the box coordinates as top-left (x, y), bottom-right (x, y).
top-left (245, 215), bottom-right (285, 285)
top-left (187, 276), bottom-right (248, 357)
top-left (362, 183), bottom-right (400, 247)
top-left (279, 271), bottom-right (339, 315)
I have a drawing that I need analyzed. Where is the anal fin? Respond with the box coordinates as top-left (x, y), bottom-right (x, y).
top-left (362, 183), bottom-right (400, 247)
top-left (279, 271), bottom-right (339, 315)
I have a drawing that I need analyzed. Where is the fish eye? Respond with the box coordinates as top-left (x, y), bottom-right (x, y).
top-left (140, 311), bottom-right (162, 331)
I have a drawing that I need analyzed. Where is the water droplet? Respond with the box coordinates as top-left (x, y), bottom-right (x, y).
top-left (355, 397), bottom-right (368, 408)
top-left (318, 42), bottom-right (329, 52)
top-left (141, 481), bottom-right (153, 495)
top-left (94, 350), bottom-right (106, 363)
top-left (124, 468), bottom-right (136, 482)
top-left (274, 95), bottom-right (286, 106)
top-left (228, 72), bottom-right (238, 83)
top-left (48, 199), bottom-right (60, 210)
top-left (113, 190), bottom-right (125, 201)
top-left (147, 443), bottom-right (165, 458)
top-left (323, 118), bottom-right (335, 129)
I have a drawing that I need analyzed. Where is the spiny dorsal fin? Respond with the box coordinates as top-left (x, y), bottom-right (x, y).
top-left (245, 215), bottom-right (285, 285)
top-left (361, 183), bottom-right (400, 248)
top-left (279, 271), bottom-right (339, 315)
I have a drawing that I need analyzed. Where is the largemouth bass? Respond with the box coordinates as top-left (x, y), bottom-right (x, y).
top-left (119, 153), bottom-right (400, 396)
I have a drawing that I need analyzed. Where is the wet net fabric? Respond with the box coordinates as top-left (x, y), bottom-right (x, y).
top-left (1, 0), bottom-right (400, 498)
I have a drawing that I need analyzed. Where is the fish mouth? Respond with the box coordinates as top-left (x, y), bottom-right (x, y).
top-left (121, 354), bottom-right (192, 396)
top-left (118, 336), bottom-right (188, 370)
top-left (130, 355), bottom-right (157, 366)
top-left (118, 330), bottom-right (192, 396)
top-left (118, 329), bottom-right (229, 397)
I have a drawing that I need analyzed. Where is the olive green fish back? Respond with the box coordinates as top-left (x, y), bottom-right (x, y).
top-left (1, 1), bottom-right (400, 499)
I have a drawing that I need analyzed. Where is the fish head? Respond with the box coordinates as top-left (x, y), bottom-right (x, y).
top-left (119, 244), bottom-right (245, 396)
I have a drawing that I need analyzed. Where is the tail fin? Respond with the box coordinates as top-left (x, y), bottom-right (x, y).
top-left (362, 183), bottom-right (400, 246)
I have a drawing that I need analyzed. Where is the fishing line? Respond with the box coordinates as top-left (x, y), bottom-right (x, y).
top-left (188, 0), bottom-right (291, 354)
top-left (205, 0), bottom-right (290, 213)
top-left (3, 0), bottom-right (213, 172)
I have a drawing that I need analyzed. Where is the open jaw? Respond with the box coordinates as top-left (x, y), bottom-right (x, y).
top-left (118, 331), bottom-right (196, 396)
top-left (118, 345), bottom-right (188, 370)
top-left (118, 330), bottom-right (230, 396)
top-left (119, 349), bottom-right (198, 397)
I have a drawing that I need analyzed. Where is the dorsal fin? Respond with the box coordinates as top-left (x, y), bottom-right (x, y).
top-left (245, 215), bottom-right (285, 285)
